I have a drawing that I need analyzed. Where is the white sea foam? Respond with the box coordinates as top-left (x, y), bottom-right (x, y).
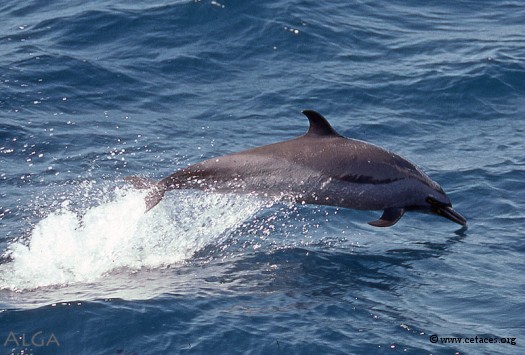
top-left (0, 186), bottom-right (264, 291)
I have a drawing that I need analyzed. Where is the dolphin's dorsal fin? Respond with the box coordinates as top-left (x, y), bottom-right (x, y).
top-left (302, 110), bottom-right (341, 137)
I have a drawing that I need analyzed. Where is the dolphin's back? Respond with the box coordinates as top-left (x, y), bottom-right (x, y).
top-left (158, 134), bottom-right (440, 210)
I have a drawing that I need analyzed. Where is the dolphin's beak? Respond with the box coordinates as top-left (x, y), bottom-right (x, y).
top-left (435, 205), bottom-right (467, 226)
top-left (427, 197), bottom-right (467, 226)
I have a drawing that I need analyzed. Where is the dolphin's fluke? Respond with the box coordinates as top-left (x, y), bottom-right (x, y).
top-left (144, 187), bottom-right (165, 212)
top-left (368, 208), bottom-right (405, 227)
top-left (124, 176), bottom-right (156, 189)
top-left (124, 176), bottom-right (165, 212)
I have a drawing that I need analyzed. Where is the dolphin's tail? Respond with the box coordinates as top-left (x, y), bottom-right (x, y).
top-left (124, 176), bottom-right (166, 212)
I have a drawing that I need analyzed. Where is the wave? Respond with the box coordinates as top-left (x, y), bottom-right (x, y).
top-left (0, 184), bottom-right (264, 291)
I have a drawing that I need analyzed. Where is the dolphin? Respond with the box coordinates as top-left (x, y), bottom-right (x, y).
top-left (125, 110), bottom-right (467, 227)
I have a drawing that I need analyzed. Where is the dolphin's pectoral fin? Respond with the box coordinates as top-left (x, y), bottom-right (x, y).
top-left (368, 208), bottom-right (405, 227)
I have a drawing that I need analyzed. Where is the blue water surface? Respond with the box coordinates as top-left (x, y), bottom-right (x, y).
top-left (1, 0), bottom-right (524, 354)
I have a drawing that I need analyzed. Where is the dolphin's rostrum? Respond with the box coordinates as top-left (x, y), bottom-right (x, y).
top-left (125, 110), bottom-right (467, 227)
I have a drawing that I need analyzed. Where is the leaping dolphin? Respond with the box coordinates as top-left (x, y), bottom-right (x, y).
top-left (125, 110), bottom-right (467, 227)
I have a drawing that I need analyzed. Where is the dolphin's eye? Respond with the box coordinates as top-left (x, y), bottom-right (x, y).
top-left (426, 196), bottom-right (451, 209)
top-left (426, 196), bottom-right (442, 208)
top-left (426, 196), bottom-right (436, 205)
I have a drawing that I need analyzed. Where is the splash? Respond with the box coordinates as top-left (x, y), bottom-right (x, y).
top-left (0, 185), bottom-right (264, 291)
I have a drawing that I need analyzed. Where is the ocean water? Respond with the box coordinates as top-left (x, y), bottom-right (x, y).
top-left (1, 0), bottom-right (524, 354)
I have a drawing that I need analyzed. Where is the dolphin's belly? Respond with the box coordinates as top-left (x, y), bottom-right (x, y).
top-left (302, 177), bottom-right (426, 211)
top-left (162, 154), bottom-right (425, 211)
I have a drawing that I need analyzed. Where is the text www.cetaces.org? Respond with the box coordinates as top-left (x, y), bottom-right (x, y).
top-left (429, 334), bottom-right (516, 346)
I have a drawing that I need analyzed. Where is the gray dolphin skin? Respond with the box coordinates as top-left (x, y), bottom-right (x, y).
top-left (125, 110), bottom-right (467, 227)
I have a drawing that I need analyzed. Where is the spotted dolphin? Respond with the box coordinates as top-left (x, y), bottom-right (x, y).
top-left (125, 110), bottom-right (466, 227)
